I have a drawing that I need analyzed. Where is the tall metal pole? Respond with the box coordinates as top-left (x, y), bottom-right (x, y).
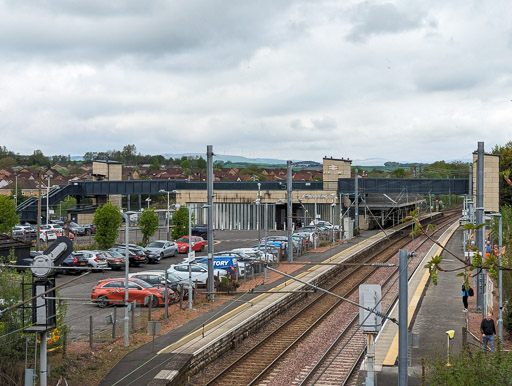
top-left (398, 249), bottom-right (408, 386)
top-left (257, 183), bottom-right (261, 246)
top-left (40, 331), bottom-right (47, 386)
top-left (124, 214), bottom-right (130, 347)
top-left (287, 160), bottom-right (293, 262)
top-left (207, 145), bottom-right (215, 301)
top-left (14, 174), bottom-right (18, 207)
top-left (166, 191), bottom-right (170, 241)
top-left (46, 175), bottom-right (50, 225)
top-left (188, 206), bottom-right (193, 309)
top-left (355, 168), bottom-right (359, 230)
top-left (313, 197), bottom-right (318, 249)
top-left (36, 170), bottom-right (42, 251)
top-left (493, 214), bottom-right (503, 341)
top-left (476, 142), bottom-right (485, 313)
top-left (264, 203), bottom-right (268, 259)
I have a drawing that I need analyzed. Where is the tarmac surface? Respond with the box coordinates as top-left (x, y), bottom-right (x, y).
top-left (100, 223), bottom-right (472, 386)
top-left (372, 225), bottom-right (471, 385)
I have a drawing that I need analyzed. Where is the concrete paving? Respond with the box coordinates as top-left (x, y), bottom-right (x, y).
top-left (359, 224), bottom-right (468, 385)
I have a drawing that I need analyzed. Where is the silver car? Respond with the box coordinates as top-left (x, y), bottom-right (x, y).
top-left (145, 240), bottom-right (178, 258)
top-left (75, 250), bottom-right (109, 271)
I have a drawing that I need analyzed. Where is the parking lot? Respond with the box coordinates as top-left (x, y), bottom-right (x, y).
top-left (59, 229), bottom-right (287, 341)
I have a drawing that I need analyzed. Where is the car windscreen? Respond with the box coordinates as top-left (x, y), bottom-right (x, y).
top-left (147, 242), bottom-right (164, 248)
top-left (176, 238), bottom-right (190, 243)
top-left (132, 279), bottom-right (153, 288)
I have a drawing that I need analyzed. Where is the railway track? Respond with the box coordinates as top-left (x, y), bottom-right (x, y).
top-left (202, 211), bottom-right (459, 386)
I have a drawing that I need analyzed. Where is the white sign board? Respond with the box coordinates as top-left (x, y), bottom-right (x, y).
top-left (188, 251), bottom-right (196, 260)
top-left (359, 284), bottom-right (382, 332)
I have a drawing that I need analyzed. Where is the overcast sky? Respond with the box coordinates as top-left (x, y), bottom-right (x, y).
top-left (0, 0), bottom-right (511, 164)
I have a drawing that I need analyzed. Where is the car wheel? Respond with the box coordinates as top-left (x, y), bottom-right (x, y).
top-left (151, 295), bottom-right (159, 308)
top-left (200, 245), bottom-right (204, 252)
top-left (134, 263), bottom-right (140, 267)
top-left (97, 295), bottom-right (109, 308)
top-left (160, 252), bottom-right (164, 259)
top-left (172, 249), bottom-right (177, 257)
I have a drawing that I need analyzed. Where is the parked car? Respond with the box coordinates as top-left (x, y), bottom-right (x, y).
top-left (100, 250), bottom-right (126, 270)
top-left (175, 236), bottom-right (205, 253)
top-left (39, 229), bottom-right (57, 243)
top-left (128, 270), bottom-right (189, 300)
top-left (145, 240), bottom-right (178, 258)
top-left (91, 278), bottom-right (172, 308)
top-left (69, 222), bottom-right (86, 236)
top-left (82, 224), bottom-right (96, 235)
top-left (167, 262), bottom-right (225, 285)
top-left (230, 248), bottom-right (276, 262)
top-left (113, 243), bottom-right (160, 264)
top-left (42, 224), bottom-right (64, 233)
top-left (191, 224), bottom-right (208, 240)
top-left (109, 247), bottom-right (147, 267)
top-left (56, 252), bottom-right (89, 275)
top-left (12, 225), bottom-right (37, 243)
top-left (75, 250), bottom-right (109, 271)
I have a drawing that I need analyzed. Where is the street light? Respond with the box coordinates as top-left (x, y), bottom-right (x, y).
top-left (490, 212), bottom-right (503, 342)
top-left (145, 197), bottom-right (152, 208)
top-left (159, 189), bottom-right (177, 241)
top-left (122, 210), bottom-right (136, 347)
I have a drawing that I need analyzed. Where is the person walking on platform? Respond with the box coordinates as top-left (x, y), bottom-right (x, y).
top-left (480, 313), bottom-right (496, 352)
top-left (462, 282), bottom-right (469, 312)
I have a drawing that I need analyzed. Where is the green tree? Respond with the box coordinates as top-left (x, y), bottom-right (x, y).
top-left (139, 208), bottom-right (159, 245)
top-left (195, 157), bottom-right (207, 169)
top-left (0, 196), bottom-right (19, 234)
top-left (93, 202), bottom-right (122, 249)
top-left (0, 156), bottom-right (17, 168)
top-left (180, 159), bottom-right (191, 169)
top-left (0, 268), bottom-right (33, 384)
top-left (492, 141), bottom-right (512, 207)
top-left (149, 157), bottom-right (161, 171)
top-left (391, 168), bottom-right (407, 178)
top-left (28, 149), bottom-right (50, 167)
top-left (171, 206), bottom-right (192, 240)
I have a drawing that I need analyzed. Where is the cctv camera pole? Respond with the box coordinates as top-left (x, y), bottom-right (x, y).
top-left (476, 142), bottom-right (485, 314)
top-left (287, 160), bottom-right (293, 262)
top-left (188, 207), bottom-right (193, 309)
top-left (124, 213), bottom-right (130, 347)
top-left (398, 249), bottom-right (408, 386)
top-left (355, 168), bottom-right (359, 230)
top-left (207, 145), bottom-right (215, 301)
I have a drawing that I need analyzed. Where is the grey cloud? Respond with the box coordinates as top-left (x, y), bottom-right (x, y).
top-left (0, 0), bottom-right (301, 70)
top-left (346, 3), bottom-right (427, 42)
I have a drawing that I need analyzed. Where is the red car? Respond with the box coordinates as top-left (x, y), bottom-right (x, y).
top-left (175, 236), bottom-right (206, 253)
top-left (91, 278), bottom-right (173, 308)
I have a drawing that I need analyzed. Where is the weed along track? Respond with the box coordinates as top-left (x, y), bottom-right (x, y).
top-left (196, 212), bottom-right (458, 386)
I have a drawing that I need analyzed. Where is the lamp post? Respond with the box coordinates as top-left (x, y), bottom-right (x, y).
top-left (45, 174), bottom-right (51, 225)
top-left (14, 174), bottom-right (18, 207)
top-left (145, 197), bottom-right (151, 208)
top-left (257, 183), bottom-right (261, 248)
top-left (490, 212), bottom-right (503, 341)
top-left (159, 189), bottom-right (177, 241)
top-left (122, 210), bottom-right (136, 347)
top-left (188, 205), bottom-right (193, 309)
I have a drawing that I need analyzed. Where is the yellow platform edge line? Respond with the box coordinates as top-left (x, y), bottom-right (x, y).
top-left (382, 221), bottom-right (460, 366)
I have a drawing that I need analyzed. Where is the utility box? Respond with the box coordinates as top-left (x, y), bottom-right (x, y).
top-left (343, 217), bottom-right (354, 239)
top-left (359, 284), bottom-right (382, 332)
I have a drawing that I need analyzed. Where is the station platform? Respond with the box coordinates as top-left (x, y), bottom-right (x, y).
top-left (99, 215), bottom-right (460, 386)
top-left (363, 222), bottom-right (468, 385)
